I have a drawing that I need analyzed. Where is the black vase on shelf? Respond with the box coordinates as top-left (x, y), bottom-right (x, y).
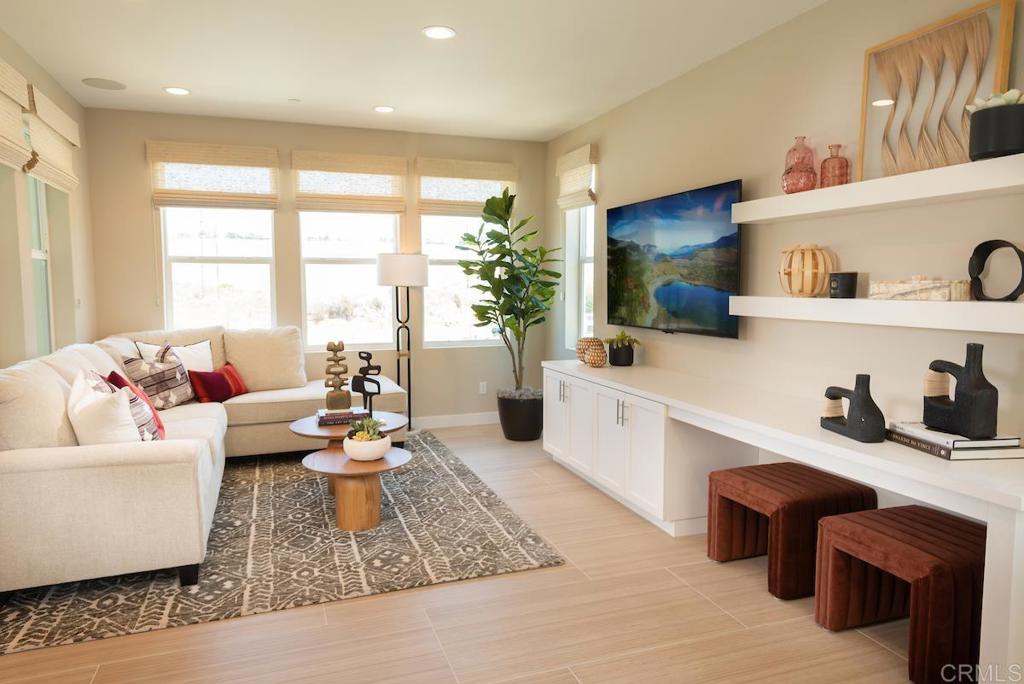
top-left (969, 104), bottom-right (1024, 161)
top-left (820, 374), bottom-right (886, 443)
top-left (608, 345), bottom-right (635, 367)
top-left (923, 343), bottom-right (998, 440)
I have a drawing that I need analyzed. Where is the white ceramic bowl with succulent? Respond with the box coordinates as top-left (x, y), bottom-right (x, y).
top-left (966, 89), bottom-right (1024, 113)
top-left (343, 417), bottom-right (391, 461)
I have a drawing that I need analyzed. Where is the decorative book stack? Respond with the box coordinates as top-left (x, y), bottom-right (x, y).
top-left (317, 408), bottom-right (360, 427)
top-left (886, 421), bottom-right (1021, 460)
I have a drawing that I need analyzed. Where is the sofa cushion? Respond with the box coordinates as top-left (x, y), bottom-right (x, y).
top-left (67, 372), bottom-right (142, 446)
top-left (65, 344), bottom-right (122, 378)
top-left (136, 339), bottom-right (214, 373)
top-left (224, 326), bottom-right (306, 392)
top-left (160, 402), bottom-right (227, 466)
top-left (223, 376), bottom-right (406, 427)
top-left (39, 348), bottom-right (101, 386)
top-left (119, 326), bottom-right (227, 369)
top-left (124, 347), bottom-right (194, 410)
top-left (0, 360), bottom-right (77, 450)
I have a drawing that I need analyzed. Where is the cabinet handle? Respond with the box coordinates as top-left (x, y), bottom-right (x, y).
top-left (558, 380), bottom-right (563, 402)
top-left (615, 399), bottom-right (621, 426)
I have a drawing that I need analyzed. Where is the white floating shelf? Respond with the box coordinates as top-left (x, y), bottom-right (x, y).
top-left (729, 296), bottom-right (1024, 335)
top-left (731, 153), bottom-right (1024, 225)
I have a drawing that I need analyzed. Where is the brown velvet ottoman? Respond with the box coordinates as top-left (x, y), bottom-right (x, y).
top-left (815, 505), bottom-right (986, 684)
top-left (707, 462), bottom-right (877, 599)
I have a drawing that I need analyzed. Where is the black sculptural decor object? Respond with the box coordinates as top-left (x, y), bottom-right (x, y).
top-left (820, 374), bottom-right (886, 443)
top-left (968, 240), bottom-right (1024, 302)
top-left (350, 351), bottom-right (381, 417)
top-left (923, 343), bottom-right (998, 440)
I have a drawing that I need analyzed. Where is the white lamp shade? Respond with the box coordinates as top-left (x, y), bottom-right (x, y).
top-left (377, 252), bottom-right (429, 287)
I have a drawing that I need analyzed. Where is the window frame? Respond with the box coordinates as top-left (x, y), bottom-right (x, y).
top-left (297, 210), bottom-right (399, 351)
top-left (563, 204), bottom-right (595, 349)
top-left (158, 205), bottom-right (278, 331)
top-left (27, 175), bottom-right (54, 356)
top-left (421, 214), bottom-right (503, 349)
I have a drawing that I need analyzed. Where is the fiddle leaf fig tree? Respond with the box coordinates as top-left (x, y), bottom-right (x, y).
top-left (457, 189), bottom-right (561, 394)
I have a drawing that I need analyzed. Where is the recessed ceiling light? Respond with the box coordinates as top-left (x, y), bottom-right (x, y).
top-left (422, 25), bottom-right (456, 40)
top-left (374, 105), bottom-right (395, 113)
top-left (82, 77), bottom-right (126, 91)
top-left (872, 98), bottom-right (895, 107)
top-left (163, 86), bottom-right (190, 96)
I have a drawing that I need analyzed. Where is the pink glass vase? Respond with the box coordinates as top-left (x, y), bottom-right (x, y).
top-left (820, 144), bottom-right (850, 188)
top-left (782, 136), bottom-right (816, 194)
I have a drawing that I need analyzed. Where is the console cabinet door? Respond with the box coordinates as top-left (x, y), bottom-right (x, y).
top-left (565, 377), bottom-right (595, 474)
top-left (542, 371), bottom-right (569, 460)
top-left (623, 393), bottom-right (667, 517)
top-left (593, 386), bottom-right (628, 493)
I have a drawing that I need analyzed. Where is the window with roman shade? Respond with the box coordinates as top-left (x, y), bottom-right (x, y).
top-left (292, 150), bottom-right (407, 213)
top-left (0, 58), bottom-right (32, 172)
top-left (555, 143), bottom-right (597, 209)
top-left (25, 85), bottom-right (80, 194)
top-left (416, 157), bottom-right (517, 216)
top-left (146, 140), bottom-right (279, 208)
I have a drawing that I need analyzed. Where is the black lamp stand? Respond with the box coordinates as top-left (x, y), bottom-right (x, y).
top-left (393, 285), bottom-right (413, 428)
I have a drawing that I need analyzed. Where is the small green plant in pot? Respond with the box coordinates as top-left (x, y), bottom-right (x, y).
top-left (604, 331), bottom-right (641, 367)
top-left (344, 417), bottom-right (391, 461)
top-left (458, 189), bottom-right (561, 441)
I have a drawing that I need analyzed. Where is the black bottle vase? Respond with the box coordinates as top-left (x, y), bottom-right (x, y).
top-left (820, 374), bottom-right (886, 443)
top-left (923, 343), bottom-right (998, 440)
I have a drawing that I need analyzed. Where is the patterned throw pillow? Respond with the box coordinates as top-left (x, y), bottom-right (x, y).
top-left (123, 344), bottom-right (194, 410)
top-left (188, 363), bottom-right (248, 403)
top-left (107, 371), bottom-right (165, 440)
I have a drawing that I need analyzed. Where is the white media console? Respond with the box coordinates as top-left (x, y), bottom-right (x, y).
top-left (541, 359), bottom-right (1024, 672)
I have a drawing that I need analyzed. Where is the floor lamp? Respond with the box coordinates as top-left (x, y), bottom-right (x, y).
top-left (376, 253), bottom-right (429, 428)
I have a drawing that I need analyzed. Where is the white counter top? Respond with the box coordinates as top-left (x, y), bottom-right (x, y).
top-left (543, 359), bottom-right (1024, 514)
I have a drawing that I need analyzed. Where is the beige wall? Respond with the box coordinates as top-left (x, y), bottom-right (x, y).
top-left (85, 109), bottom-right (547, 418)
top-left (545, 0), bottom-right (1024, 433)
top-left (0, 28), bottom-right (95, 365)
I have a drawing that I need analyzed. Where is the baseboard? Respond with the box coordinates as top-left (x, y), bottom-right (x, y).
top-left (413, 411), bottom-right (499, 430)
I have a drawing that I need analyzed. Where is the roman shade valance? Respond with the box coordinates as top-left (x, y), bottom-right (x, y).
top-left (0, 59), bottom-right (31, 172)
top-left (416, 157), bottom-right (517, 217)
top-left (25, 85), bottom-right (80, 193)
top-left (147, 140), bottom-right (280, 208)
top-left (555, 143), bottom-right (597, 209)
top-left (292, 150), bottom-right (407, 212)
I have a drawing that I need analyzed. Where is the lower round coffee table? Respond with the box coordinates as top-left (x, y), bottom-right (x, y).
top-left (301, 447), bottom-right (411, 531)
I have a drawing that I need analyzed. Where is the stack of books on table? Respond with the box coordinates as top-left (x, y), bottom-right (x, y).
top-left (886, 421), bottom-right (1022, 460)
top-left (317, 408), bottom-right (359, 427)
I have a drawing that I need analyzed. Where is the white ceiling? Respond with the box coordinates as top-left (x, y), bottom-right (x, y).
top-left (0, 0), bottom-right (826, 141)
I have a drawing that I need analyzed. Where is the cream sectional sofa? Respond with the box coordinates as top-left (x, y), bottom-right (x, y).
top-left (0, 326), bottom-right (406, 596)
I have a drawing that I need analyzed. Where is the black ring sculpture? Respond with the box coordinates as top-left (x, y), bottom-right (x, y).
top-left (968, 239), bottom-right (1024, 302)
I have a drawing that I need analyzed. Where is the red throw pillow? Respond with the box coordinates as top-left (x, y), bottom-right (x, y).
top-left (189, 363), bottom-right (249, 403)
top-left (107, 371), bottom-right (166, 439)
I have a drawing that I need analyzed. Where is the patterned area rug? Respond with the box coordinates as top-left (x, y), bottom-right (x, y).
top-left (0, 431), bottom-right (563, 654)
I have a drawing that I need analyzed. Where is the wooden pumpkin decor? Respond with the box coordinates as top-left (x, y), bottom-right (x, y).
top-left (576, 337), bottom-right (603, 363)
top-left (779, 244), bottom-right (837, 297)
top-left (583, 345), bottom-right (607, 368)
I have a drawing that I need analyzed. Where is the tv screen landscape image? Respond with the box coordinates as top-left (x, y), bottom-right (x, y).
top-left (607, 179), bottom-right (741, 338)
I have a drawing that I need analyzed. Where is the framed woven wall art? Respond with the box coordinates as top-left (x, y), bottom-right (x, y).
top-left (857, 0), bottom-right (1015, 180)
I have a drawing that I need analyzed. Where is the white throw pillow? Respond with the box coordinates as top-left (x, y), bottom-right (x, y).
top-left (67, 372), bottom-right (142, 446)
top-left (136, 339), bottom-right (214, 372)
top-left (224, 326), bottom-right (307, 392)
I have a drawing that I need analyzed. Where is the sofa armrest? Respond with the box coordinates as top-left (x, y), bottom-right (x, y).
top-left (0, 439), bottom-right (217, 592)
top-left (0, 439), bottom-right (207, 474)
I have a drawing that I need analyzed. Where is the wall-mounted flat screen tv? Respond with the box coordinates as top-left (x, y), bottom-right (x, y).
top-left (607, 179), bottom-right (741, 338)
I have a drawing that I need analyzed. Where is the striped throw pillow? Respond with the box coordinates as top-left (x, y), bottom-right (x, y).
top-left (188, 363), bottom-right (248, 403)
top-left (123, 344), bottom-right (194, 410)
top-left (107, 371), bottom-right (165, 440)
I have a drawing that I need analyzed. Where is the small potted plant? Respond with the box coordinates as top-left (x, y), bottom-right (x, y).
top-left (966, 89), bottom-right (1024, 161)
top-left (343, 417), bottom-right (391, 461)
top-left (603, 331), bottom-right (640, 367)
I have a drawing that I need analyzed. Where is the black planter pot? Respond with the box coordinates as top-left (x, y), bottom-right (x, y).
top-left (497, 395), bottom-right (544, 441)
top-left (608, 345), bottom-right (634, 366)
top-left (969, 104), bottom-right (1024, 161)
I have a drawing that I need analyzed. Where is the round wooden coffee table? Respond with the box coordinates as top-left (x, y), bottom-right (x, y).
top-left (301, 447), bottom-right (412, 531)
top-left (288, 410), bottom-right (409, 448)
